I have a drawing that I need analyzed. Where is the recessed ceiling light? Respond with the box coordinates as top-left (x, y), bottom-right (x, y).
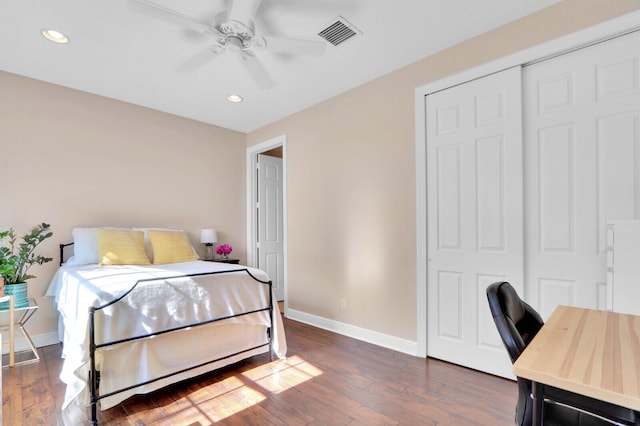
top-left (41, 29), bottom-right (69, 44)
top-left (227, 94), bottom-right (243, 103)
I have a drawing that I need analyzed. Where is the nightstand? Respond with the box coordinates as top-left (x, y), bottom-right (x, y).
top-left (0, 298), bottom-right (39, 367)
top-left (207, 258), bottom-right (240, 264)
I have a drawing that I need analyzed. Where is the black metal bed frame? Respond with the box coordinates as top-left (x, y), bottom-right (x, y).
top-left (59, 243), bottom-right (274, 426)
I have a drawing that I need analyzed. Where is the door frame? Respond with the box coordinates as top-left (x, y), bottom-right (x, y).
top-left (246, 134), bottom-right (288, 310)
top-left (414, 11), bottom-right (640, 357)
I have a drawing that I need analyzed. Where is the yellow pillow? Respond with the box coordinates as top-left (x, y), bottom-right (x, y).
top-left (148, 230), bottom-right (198, 264)
top-left (96, 229), bottom-right (150, 265)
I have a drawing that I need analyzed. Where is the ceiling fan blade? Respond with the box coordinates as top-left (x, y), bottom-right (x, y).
top-left (227, 0), bottom-right (262, 24)
top-left (238, 52), bottom-right (273, 89)
top-left (262, 36), bottom-right (326, 55)
top-left (177, 46), bottom-right (221, 73)
top-left (128, 0), bottom-right (211, 34)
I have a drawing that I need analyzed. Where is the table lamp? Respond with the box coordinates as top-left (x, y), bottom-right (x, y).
top-left (200, 229), bottom-right (217, 261)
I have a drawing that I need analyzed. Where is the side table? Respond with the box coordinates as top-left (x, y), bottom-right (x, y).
top-left (0, 298), bottom-right (39, 367)
top-left (206, 258), bottom-right (240, 264)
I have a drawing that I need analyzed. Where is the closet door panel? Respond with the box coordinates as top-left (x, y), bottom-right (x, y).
top-left (538, 124), bottom-right (575, 253)
top-left (427, 66), bottom-right (523, 379)
top-left (436, 145), bottom-right (463, 250)
top-left (598, 112), bottom-right (640, 251)
top-left (524, 30), bottom-right (640, 318)
top-left (476, 135), bottom-right (506, 251)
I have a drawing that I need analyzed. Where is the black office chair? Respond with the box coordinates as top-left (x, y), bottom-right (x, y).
top-left (486, 281), bottom-right (633, 426)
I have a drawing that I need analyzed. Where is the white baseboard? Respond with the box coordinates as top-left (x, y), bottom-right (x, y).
top-left (32, 331), bottom-right (61, 348)
top-left (285, 308), bottom-right (419, 356)
top-left (2, 331), bottom-right (60, 355)
top-left (5, 317), bottom-right (420, 361)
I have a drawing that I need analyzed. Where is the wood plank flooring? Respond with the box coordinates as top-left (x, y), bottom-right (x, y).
top-left (2, 317), bottom-right (518, 425)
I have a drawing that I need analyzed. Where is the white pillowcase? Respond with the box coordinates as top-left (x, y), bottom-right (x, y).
top-left (66, 227), bottom-right (100, 265)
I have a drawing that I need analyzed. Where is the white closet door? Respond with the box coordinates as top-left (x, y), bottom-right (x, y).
top-left (426, 66), bottom-right (523, 378)
top-left (523, 30), bottom-right (640, 319)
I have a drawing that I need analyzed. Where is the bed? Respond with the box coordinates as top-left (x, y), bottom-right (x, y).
top-left (45, 227), bottom-right (287, 425)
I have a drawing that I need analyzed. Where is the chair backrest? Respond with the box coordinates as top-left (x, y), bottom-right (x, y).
top-left (486, 281), bottom-right (544, 364)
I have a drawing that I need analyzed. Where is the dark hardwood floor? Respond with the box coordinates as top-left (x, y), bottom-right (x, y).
top-left (2, 317), bottom-right (517, 425)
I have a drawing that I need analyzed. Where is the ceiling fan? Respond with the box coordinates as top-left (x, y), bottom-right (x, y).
top-left (128, 0), bottom-right (327, 88)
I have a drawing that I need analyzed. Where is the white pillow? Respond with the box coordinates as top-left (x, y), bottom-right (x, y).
top-left (66, 227), bottom-right (99, 265)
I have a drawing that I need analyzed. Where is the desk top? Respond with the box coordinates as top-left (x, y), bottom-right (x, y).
top-left (514, 305), bottom-right (640, 411)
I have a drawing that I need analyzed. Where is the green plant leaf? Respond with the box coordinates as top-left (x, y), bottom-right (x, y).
top-left (0, 223), bottom-right (54, 284)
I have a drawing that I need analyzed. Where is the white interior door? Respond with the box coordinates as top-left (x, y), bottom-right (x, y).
top-left (426, 66), bottom-right (523, 378)
top-left (523, 30), bottom-right (640, 319)
top-left (258, 154), bottom-right (285, 300)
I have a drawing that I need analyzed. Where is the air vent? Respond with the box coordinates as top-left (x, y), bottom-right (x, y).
top-left (318, 16), bottom-right (360, 46)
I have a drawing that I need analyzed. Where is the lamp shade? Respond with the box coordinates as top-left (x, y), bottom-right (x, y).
top-left (200, 229), bottom-right (217, 244)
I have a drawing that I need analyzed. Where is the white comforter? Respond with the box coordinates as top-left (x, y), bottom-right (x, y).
top-left (46, 261), bottom-right (286, 423)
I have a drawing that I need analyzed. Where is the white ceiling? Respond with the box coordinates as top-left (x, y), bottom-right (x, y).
top-left (0, 0), bottom-right (559, 133)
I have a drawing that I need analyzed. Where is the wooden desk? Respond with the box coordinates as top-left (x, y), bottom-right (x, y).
top-left (513, 305), bottom-right (640, 424)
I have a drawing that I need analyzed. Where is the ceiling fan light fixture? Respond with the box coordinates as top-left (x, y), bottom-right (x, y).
top-left (41, 29), bottom-right (69, 44)
top-left (227, 94), bottom-right (243, 103)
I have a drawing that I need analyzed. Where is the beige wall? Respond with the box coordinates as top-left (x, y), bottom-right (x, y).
top-left (2, 0), bottom-right (639, 350)
top-left (0, 71), bottom-right (246, 340)
top-left (247, 0), bottom-right (640, 342)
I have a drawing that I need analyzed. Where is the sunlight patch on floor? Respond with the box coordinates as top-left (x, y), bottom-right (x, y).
top-left (154, 356), bottom-right (323, 423)
top-left (198, 383), bottom-right (266, 422)
top-left (242, 355), bottom-right (324, 394)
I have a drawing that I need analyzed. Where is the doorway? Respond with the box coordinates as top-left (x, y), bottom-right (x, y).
top-left (246, 135), bottom-right (288, 310)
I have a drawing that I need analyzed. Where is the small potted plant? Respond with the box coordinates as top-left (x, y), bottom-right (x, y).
top-left (0, 223), bottom-right (53, 308)
top-left (216, 244), bottom-right (233, 260)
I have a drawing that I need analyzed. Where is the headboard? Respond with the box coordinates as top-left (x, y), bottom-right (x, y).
top-left (59, 243), bottom-right (74, 266)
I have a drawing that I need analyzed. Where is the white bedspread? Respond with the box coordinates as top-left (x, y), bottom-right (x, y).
top-left (46, 260), bottom-right (286, 423)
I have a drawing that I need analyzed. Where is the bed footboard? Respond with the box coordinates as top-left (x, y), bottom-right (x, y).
top-left (87, 269), bottom-right (274, 426)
